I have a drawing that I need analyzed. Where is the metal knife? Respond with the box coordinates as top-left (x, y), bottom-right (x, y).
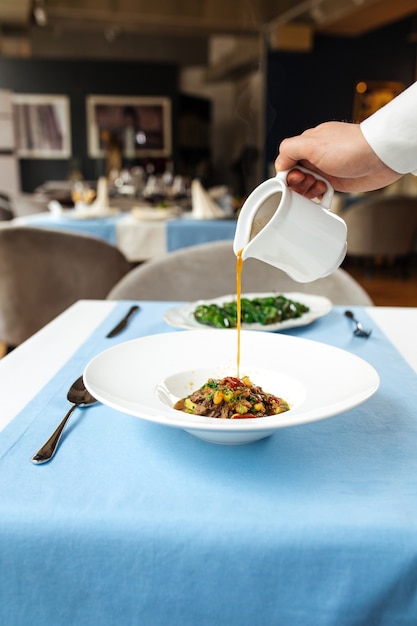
top-left (106, 305), bottom-right (140, 338)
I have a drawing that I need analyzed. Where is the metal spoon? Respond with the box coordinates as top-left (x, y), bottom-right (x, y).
top-left (344, 310), bottom-right (372, 338)
top-left (30, 376), bottom-right (97, 464)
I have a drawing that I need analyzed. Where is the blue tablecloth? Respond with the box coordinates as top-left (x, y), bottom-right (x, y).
top-left (167, 218), bottom-right (236, 251)
top-left (20, 214), bottom-right (237, 257)
top-left (20, 212), bottom-right (123, 245)
top-left (1, 303), bottom-right (417, 626)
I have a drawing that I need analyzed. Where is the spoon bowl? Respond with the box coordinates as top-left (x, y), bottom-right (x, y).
top-left (344, 310), bottom-right (372, 338)
top-left (30, 375), bottom-right (97, 464)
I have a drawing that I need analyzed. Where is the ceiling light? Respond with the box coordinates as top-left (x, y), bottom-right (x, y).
top-left (33, 0), bottom-right (48, 27)
top-left (104, 26), bottom-right (121, 43)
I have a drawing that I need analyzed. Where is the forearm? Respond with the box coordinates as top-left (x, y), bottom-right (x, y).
top-left (360, 82), bottom-right (417, 175)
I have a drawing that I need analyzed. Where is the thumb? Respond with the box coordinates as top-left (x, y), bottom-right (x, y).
top-left (275, 153), bottom-right (299, 171)
top-left (275, 135), bottom-right (309, 171)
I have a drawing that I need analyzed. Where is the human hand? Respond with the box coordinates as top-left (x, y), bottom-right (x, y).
top-left (275, 121), bottom-right (402, 198)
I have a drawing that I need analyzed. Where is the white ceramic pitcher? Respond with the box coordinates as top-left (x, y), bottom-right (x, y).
top-left (233, 166), bottom-right (347, 283)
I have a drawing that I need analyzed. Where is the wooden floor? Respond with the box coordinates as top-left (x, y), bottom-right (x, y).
top-left (343, 256), bottom-right (417, 307)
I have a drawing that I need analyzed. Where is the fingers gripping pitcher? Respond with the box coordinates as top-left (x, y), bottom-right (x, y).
top-left (233, 167), bottom-right (347, 283)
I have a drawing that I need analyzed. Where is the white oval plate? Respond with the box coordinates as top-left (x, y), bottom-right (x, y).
top-left (163, 292), bottom-right (332, 332)
top-left (83, 329), bottom-right (379, 445)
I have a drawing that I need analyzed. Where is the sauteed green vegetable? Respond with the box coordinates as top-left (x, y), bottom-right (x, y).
top-left (193, 295), bottom-right (309, 329)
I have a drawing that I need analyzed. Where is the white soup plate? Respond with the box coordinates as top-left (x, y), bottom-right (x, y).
top-left (83, 329), bottom-right (379, 445)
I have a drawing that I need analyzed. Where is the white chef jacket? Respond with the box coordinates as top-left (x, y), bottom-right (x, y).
top-left (360, 81), bottom-right (417, 175)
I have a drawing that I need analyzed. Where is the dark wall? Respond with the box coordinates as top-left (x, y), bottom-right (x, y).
top-left (0, 57), bottom-right (179, 191)
top-left (265, 16), bottom-right (417, 169)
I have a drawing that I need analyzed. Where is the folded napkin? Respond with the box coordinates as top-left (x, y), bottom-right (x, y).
top-left (72, 177), bottom-right (119, 218)
top-left (87, 177), bottom-right (112, 215)
top-left (190, 179), bottom-right (225, 219)
top-left (47, 200), bottom-right (64, 215)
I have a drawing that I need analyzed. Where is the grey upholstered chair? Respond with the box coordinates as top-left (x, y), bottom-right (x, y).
top-left (343, 194), bottom-right (417, 275)
top-left (0, 193), bottom-right (13, 221)
top-left (107, 240), bottom-right (373, 305)
top-left (0, 226), bottom-right (131, 348)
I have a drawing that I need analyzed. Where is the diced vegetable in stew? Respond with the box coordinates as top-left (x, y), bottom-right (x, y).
top-left (174, 375), bottom-right (290, 419)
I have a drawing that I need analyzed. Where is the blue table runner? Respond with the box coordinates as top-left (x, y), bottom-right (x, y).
top-left (166, 218), bottom-right (236, 251)
top-left (22, 214), bottom-right (237, 255)
top-left (20, 212), bottom-right (124, 245)
top-left (1, 303), bottom-right (417, 626)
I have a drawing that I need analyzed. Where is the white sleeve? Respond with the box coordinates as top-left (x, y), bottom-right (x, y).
top-left (360, 82), bottom-right (417, 175)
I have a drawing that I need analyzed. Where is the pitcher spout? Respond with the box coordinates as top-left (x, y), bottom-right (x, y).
top-left (233, 177), bottom-right (285, 259)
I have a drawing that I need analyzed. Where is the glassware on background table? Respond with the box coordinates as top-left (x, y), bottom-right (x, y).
top-left (170, 175), bottom-right (189, 201)
top-left (143, 175), bottom-right (167, 205)
top-left (71, 181), bottom-right (95, 208)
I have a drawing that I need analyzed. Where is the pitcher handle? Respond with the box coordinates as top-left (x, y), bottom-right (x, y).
top-left (276, 165), bottom-right (334, 210)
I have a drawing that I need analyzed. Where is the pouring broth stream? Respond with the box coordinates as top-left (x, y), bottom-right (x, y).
top-left (173, 248), bottom-right (291, 420)
top-left (236, 248), bottom-right (243, 378)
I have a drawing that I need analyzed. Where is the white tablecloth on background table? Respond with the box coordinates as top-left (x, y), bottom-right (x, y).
top-left (9, 212), bottom-right (237, 262)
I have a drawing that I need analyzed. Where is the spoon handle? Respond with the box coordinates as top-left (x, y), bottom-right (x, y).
top-left (30, 404), bottom-right (76, 464)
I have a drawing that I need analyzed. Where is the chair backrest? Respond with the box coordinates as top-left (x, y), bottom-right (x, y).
top-left (344, 194), bottom-right (417, 256)
top-left (0, 226), bottom-right (131, 347)
top-left (0, 192), bottom-right (14, 221)
top-left (107, 240), bottom-right (373, 305)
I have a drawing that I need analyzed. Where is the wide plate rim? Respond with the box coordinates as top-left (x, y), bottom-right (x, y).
top-left (83, 329), bottom-right (380, 443)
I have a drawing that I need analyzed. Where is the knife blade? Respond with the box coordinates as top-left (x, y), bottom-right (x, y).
top-left (106, 305), bottom-right (140, 338)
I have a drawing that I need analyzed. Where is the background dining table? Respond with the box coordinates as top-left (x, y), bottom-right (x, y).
top-left (1, 299), bottom-right (417, 625)
top-left (9, 211), bottom-right (237, 261)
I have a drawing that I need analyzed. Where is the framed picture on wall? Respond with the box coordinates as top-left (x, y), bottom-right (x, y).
top-left (353, 80), bottom-right (404, 122)
top-left (86, 95), bottom-right (172, 159)
top-left (13, 94), bottom-right (72, 158)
